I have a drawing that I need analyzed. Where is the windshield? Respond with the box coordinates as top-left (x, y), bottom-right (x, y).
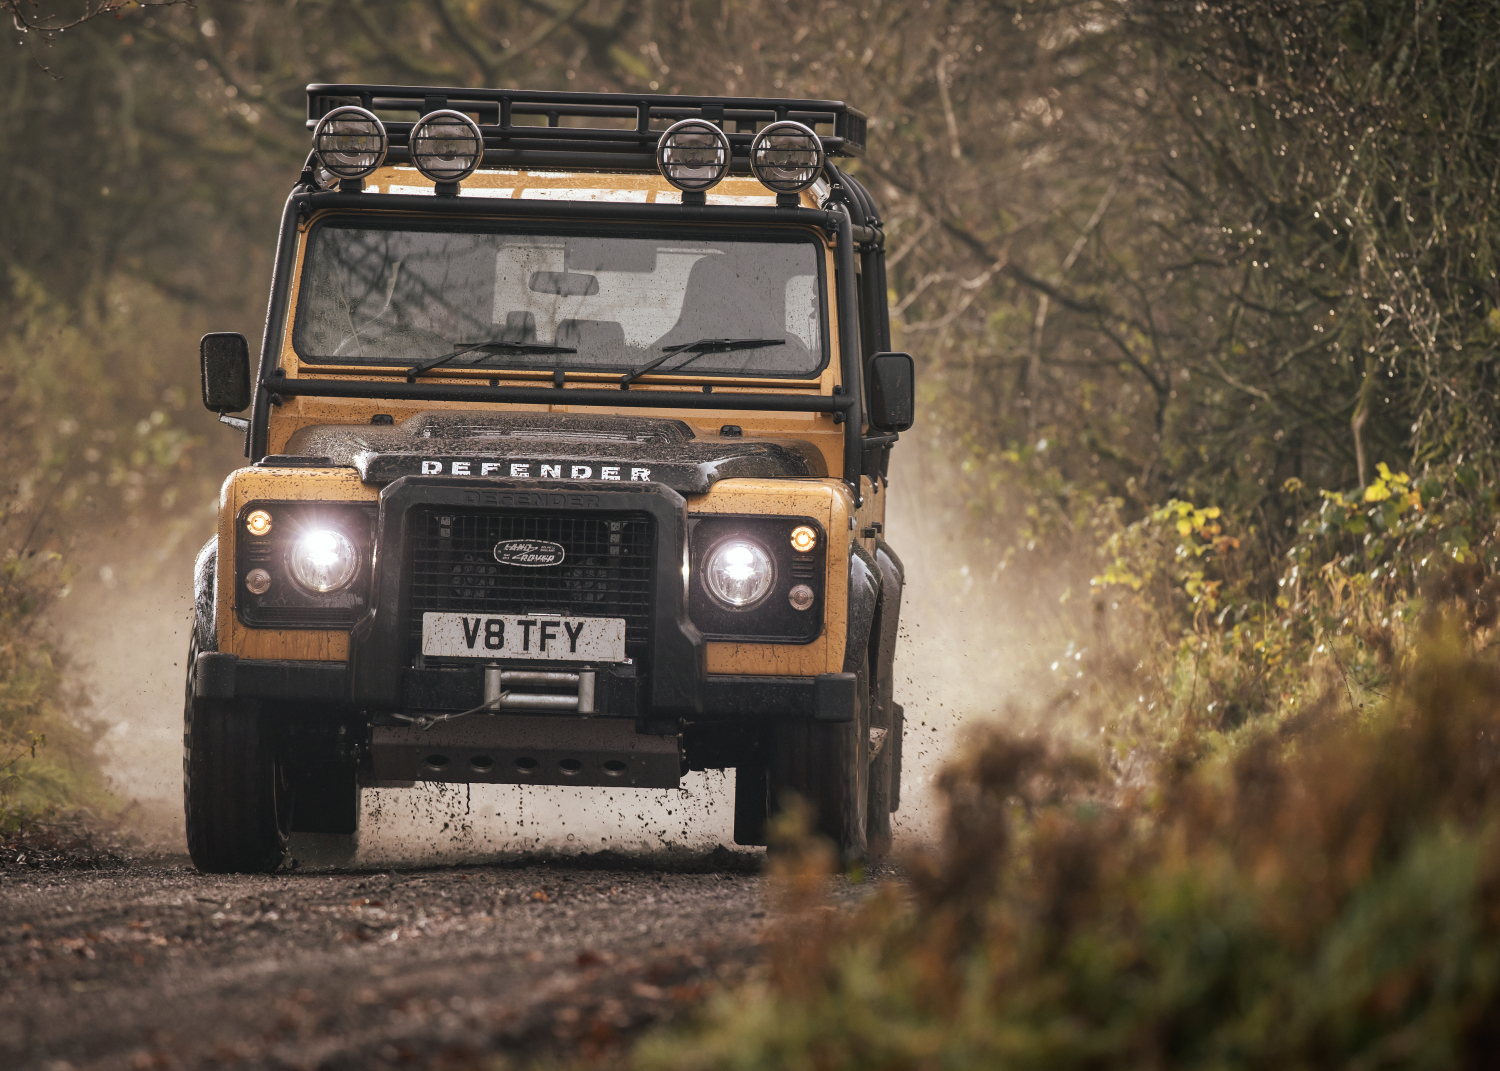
top-left (293, 221), bottom-right (827, 378)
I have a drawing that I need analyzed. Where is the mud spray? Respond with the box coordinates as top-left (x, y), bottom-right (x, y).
top-left (62, 445), bottom-right (1058, 865)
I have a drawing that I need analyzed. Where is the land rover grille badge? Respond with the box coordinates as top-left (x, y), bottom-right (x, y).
top-left (493, 539), bottom-right (566, 567)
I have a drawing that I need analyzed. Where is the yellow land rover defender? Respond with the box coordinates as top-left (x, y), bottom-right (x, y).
top-left (187, 84), bottom-right (912, 872)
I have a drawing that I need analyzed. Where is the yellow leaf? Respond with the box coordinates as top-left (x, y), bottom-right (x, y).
top-left (1176, 520), bottom-right (1193, 536)
top-left (1364, 481), bottom-right (1391, 503)
top-left (1202, 506), bottom-right (1221, 519)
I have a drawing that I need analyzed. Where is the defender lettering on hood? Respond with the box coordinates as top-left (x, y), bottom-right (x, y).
top-left (276, 411), bottom-right (827, 493)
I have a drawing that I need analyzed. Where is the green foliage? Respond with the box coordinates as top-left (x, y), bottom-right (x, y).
top-left (637, 620), bottom-right (1500, 1069)
top-left (0, 267), bottom-right (228, 812)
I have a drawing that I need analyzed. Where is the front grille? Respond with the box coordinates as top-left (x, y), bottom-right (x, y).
top-left (407, 508), bottom-right (655, 667)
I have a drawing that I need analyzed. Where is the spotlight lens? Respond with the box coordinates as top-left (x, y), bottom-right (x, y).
top-left (750, 121), bottom-right (825, 194)
top-left (245, 509), bottom-right (273, 537)
top-left (656, 119), bottom-right (731, 193)
top-left (244, 568), bottom-right (272, 595)
top-left (789, 525), bottom-right (818, 553)
top-left (288, 528), bottom-right (359, 594)
top-left (312, 106), bottom-right (388, 180)
top-left (409, 109), bottom-right (484, 184)
top-left (704, 539), bottom-right (774, 608)
top-left (788, 584), bottom-right (815, 611)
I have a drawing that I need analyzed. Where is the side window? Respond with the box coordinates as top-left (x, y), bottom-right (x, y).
top-left (855, 265), bottom-right (871, 358)
top-left (834, 265), bottom-right (863, 363)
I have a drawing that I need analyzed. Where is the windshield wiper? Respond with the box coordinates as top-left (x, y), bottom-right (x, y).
top-left (619, 338), bottom-right (785, 389)
top-left (406, 340), bottom-right (577, 382)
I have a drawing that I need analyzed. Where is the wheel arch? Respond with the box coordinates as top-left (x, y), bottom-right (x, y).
top-left (844, 540), bottom-right (882, 673)
top-left (194, 536), bottom-right (218, 654)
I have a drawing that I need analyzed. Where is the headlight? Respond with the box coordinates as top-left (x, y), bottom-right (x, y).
top-left (288, 528), bottom-right (359, 594)
top-left (656, 119), bottom-right (731, 193)
top-left (311, 105), bottom-right (388, 181)
top-left (703, 539), bottom-right (774, 608)
top-left (749, 120), bottom-right (825, 194)
top-left (409, 109), bottom-right (484, 185)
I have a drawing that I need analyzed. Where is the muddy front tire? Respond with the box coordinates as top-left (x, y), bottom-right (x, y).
top-left (183, 639), bottom-right (291, 874)
top-left (769, 665), bottom-right (870, 862)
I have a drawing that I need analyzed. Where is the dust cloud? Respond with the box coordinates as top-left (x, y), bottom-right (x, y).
top-left (60, 444), bottom-right (1055, 864)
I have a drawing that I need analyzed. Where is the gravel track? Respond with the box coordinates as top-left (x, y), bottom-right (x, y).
top-left (0, 848), bottom-right (798, 1070)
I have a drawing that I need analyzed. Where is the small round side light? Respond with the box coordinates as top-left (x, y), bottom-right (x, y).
top-left (656, 119), bottom-right (731, 193)
top-left (790, 525), bottom-right (818, 553)
top-left (245, 509), bottom-right (273, 537)
top-left (788, 584), bottom-right (816, 611)
top-left (244, 568), bottom-right (272, 595)
top-left (311, 106), bottom-right (388, 181)
top-left (749, 120), bottom-right (825, 194)
top-left (409, 109), bottom-right (484, 185)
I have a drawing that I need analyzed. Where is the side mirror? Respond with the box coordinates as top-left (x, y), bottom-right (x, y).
top-left (200, 332), bottom-right (252, 413)
top-left (866, 351), bottom-right (914, 432)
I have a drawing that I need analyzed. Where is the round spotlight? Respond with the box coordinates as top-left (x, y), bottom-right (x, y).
top-left (409, 109), bottom-right (484, 185)
top-left (244, 568), bottom-right (272, 595)
top-left (788, 584), bottom-right (816, 611)
top-left (245, 509), bottom-right (273, 537)
top-left (749, 120), bottom-right (825, 194)
top-left (311, 106), bottom-right (388, 181)
top-left (288, 528), bottom-right (359, 594)
top-left (656, 119), bottom-right (731, 193)
top-left (789, 525), bottom-right (818, 553)
top-left (703, 539), bottom-right (774, 609)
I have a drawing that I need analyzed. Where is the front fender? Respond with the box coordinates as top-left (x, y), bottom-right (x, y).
top-left (843, 540), bottom-right (881, 673)
top-left (193, 537), bottom-right (217, 653)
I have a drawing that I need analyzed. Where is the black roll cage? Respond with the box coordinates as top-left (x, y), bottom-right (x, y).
top-left (254, 86), bottom-right (890, 500)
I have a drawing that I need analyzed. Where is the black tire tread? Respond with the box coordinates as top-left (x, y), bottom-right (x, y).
top-left (183, 637), bottom-right (290, 873)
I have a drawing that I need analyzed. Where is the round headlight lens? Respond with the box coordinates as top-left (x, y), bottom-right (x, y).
top-left (749, 120), bottom-right (825, 194)
top-left (288, 528), bottom-right (359, 594)
top-left (704, 539), bottom-right (774, 608)
top-left (409, 109), bottom-right (484, 184)
top-left (312, 106), bottom-right (388, 180)
top-left (656, 119), bottom-right (731, 193)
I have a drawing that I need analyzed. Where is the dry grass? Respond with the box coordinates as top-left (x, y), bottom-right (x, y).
top-left (635, 595), bottom-right (1500, 1069)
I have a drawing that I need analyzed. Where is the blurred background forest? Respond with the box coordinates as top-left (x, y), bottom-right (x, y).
top-left (7, 0), bottom-right (1500, 1061)
top-left (5, 0), bottom-right (1499, 806)
top-left (0, 0), bottom-right (1492, 790)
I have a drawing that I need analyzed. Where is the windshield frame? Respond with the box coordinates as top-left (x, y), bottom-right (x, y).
top-left (289, 213), bottom-right (832, 382)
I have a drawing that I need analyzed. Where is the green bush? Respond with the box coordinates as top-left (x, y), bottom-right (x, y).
top-left (0, 269), bottom-right (221, 815)
top-left (636, 612), bottom-right (1500, 1070)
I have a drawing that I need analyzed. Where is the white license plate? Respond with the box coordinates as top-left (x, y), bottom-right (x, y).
top-left (421, 612), bottom-right (626, 661)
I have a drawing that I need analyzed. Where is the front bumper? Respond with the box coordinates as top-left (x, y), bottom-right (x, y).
top-left (192, 653), bottom-right (858, 722)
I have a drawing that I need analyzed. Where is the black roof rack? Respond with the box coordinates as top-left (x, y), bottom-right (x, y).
top-left (306, 84), bottom-right (867, 173)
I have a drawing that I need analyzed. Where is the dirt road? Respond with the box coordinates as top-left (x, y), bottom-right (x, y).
top-left (0, 846), bottom-right (821, 1070)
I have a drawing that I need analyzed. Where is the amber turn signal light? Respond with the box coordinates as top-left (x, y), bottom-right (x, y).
top-left (245, 509), bottom-right (273, 537)
top-left (790, 525), bottom-right (817, 553)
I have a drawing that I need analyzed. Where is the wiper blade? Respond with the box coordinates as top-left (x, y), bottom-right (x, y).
top-left (619, 338), bottom-right (785, 389)
top-left (406, 340), bottom-right (577, 382)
